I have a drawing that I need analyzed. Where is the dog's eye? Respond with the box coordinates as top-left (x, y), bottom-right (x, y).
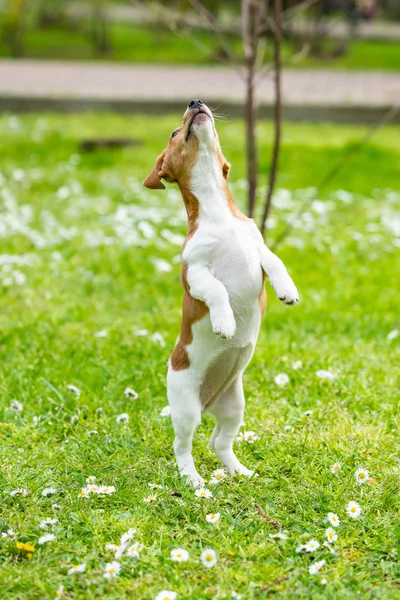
top-left (171, 130), bottom-right (179, 138)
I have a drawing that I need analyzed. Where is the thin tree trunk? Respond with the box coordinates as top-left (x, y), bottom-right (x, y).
top-left (242, 0), bottom-right (260, 218)
top-left (260, 0), bottom-right (282, 236)
top-left (92, 0), bottom-right (111, 56)
top-left (5, 0), bottom-right (25, 57)
top-left (245, 57), bottom-right (258, 218)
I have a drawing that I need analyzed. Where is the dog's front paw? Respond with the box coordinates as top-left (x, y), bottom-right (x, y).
top-left (271, 277), bottom-right (299, 305)
top-left (211, 308), bottom-right (236, 339)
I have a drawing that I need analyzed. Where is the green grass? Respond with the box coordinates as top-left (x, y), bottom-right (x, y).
top-left (0, 113), bottom-right (399, 599)
top-left (0, 19), bottom-right (399, 70)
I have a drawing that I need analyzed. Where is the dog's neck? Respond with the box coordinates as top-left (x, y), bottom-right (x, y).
top-left (179, 147), bottom-right (233, 233)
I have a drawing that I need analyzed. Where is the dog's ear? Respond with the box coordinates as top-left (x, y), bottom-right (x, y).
top-left (143, 151), bottom-right (166, 190)
top-left (222, 160), bottom-right (231, 180)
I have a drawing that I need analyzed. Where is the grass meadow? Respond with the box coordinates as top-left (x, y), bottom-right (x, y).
top-left (0, 113), bottom-right (399, 599)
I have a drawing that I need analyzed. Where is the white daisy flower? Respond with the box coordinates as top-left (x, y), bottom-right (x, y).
top-left (309, 559), bottom-right (326, 575)
top-left (295, 544), bottom-right (307, 553)
top-left (94, 330), bottom-right (108, 338)
top-left (331, 462), bottom-right (341, 474)
top-left (292, 360), bottom-right (303, 370)
top-left (206, 512), bottom-right (221, 524)
top-left (55, 584), bottom-right (64, 598)
top-left (39, 518), bottom-right (58, 529)
top-left (104, 561), bottom-right (121, 579)
top-left (1, 528), bottom-right (16, 540)
top-left (303, 410), bottom-right (313, 417)
top-left (135, 329), bottom-right (149, 337)
top-left (153, 258), bottom-right (172, 272)
top-left (42, 487), bottom-right (57, 497)
top-left (201, 548), bottom-right (217, 568)
top-left (327, 512), bottom-right (340, 527)
top-left (105, 543), bottom-right (120, 552)
top-left (231, 593), bottom-right (242, 599)
top-left (38, 533), bottom-right (57, 545)
top-left (10, 488), bottom-right (29, 497)
top-left (155, 591), bottom-right (177, 600)
top-left (144, 494), bottom-right (157, 503)
top-left (126, 542), bottom-right (144, 558)
top-left (284, 425), bottom-right (294, 432)
top-left (316, 369), bottom-right (337, 380)
top-left (325, 527), bottom-right (337, 543)
top-left (323, 541), bottom-right (336, 554)
top-left (195, 488), bottom-right (212, 499)
top-left (120, 528), bottom-right (136, 544)
top-left (97, 486), bottom-right (116, 495)
top-left (10, 399), bottom-right (23, 412)
top-left (244, 431), bottom-right (259, 443)
top-left (320, 578), bottom-right (328, 585)
top-left (346, 501), bottom-right (362, 519)
top-left (124, 387), bottom-right (139, 399)
top-left (86, 484), bottom-right (99, 493)
top-left (274, 373), bottom-right (289, 386)
top-left (112, 543), bottom-right (126, 560)
top-left (209, 469), bottom-right (226, 484)
top-left (355, 468), bottom-right (369, 484)
top-left (116, 413), bottom-right (129, 424)
top-left (387, 329), bottom-right (399, 340)
top-left (78, 488), bottom-right (90, 498)
top-left (148, 483), bottom-right (163, 489)
top-left (67, 384), bottom-right (81, 397)
top-left (86, 476), bottom-right (96, 484)
top-left (159, 406), bottom-right (171, 417)
top-left (151, 332), bottom-right (166, 347)
top-left (305, 539), bottom-right (320, 552)
top-left (269, 532), bottom-right (288, 540)
top-left (171, 548), bottom-right (189, 562)
top-left (68, 563), bottom-right (86, 575)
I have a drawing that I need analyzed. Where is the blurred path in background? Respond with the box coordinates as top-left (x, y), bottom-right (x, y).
top-left (0, 60), bottom-right (399, 123)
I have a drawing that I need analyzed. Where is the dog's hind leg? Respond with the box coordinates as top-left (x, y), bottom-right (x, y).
top-left (209, 424), bottom-right (220, 451)
top-left (167, 367), bottom-right (203, 487)
top-left (208, 374), bottom-right (254, 477)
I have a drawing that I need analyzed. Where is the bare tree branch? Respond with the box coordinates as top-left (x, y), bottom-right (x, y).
top-left (284, 0), bottom-right (321, 21)
top-left (260, 0), bottom-right (282, 236)
top-left (243, 0), bottom-right (264, 217)
top-left (271, 103), bottom-right (400, 250)
top-left (187, 0), bottom-right (243, 74)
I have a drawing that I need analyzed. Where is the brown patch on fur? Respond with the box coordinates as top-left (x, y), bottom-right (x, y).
top-left (142, 151), bottom-right (166, 189)
top-left (170, 188), bottom-right (206, 371)
top-left (259, 271), bottom-right (267, 317)
top-left (170, 261), bottom-right (209, 371)
top-left (179, 188), bottom-right (200, 244)
top-left (214, 146), bottom-right (250, 222)
top-left (170, 340), bottom-right (190, 371)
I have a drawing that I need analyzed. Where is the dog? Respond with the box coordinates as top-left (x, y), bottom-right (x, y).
top-left (143, 99), bottom-right (299, 486)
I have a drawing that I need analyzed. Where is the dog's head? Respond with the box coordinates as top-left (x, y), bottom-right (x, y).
top-left (143, 100), bottom-right (230, 191)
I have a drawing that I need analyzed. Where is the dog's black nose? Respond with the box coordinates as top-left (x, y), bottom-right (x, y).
top-left (188, 99), bottom-right (203, 109)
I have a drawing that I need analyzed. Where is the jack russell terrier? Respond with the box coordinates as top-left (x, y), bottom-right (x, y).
top-left (143, 100), bottom-right (299, 486)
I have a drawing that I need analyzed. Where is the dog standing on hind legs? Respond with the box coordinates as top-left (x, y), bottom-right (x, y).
top-left (143, 100), bottom-right (299, 486)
